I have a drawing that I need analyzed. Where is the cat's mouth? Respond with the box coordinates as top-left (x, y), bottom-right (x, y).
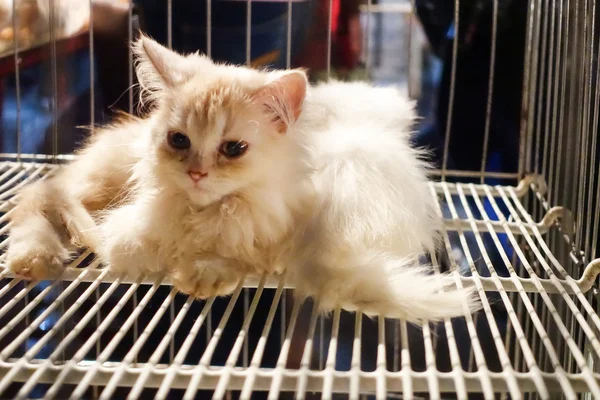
top-left (175, 176), bottom-right (209, 194)
top-left (185, 186), bottom-right (222, 208)
top-left (190, 182), bottom-right (207, 191)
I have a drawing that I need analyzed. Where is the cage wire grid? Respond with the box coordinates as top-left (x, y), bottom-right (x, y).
top-left (0, 0), bottom-right (600, 399)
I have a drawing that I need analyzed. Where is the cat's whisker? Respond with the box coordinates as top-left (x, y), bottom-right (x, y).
top-left (100, 143), bottom-right (138, 148)
top-left (109, 82), bottom-right (141, 111)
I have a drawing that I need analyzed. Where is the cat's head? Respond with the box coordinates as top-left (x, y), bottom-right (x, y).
top-left (133, 36), bottom-right (308, 207)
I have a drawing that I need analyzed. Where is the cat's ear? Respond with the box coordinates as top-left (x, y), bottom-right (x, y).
top-left (133, 35), bottom-right (205, 94)
top-left (253, 70), bottom-right (308, 134)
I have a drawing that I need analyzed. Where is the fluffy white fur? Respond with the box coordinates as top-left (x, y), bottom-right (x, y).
top-left (5, 36), bottom-right (479, 323)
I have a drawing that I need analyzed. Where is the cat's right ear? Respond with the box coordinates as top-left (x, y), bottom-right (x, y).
top-left (253, 70), bottom-right (308, 134)
top-left (133, 35), bottom-right (208, 95)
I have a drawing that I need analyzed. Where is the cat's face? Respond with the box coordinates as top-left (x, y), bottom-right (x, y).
top-left (134, 36), bottom-right (307, 207)
top-left (149, 84), bottom-right (283, 206)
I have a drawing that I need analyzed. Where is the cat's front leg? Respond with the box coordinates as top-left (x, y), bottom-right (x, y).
top-left (6, 215), bottom-right (70, 280)
top-left (172, 257), bottom-right (245, 299)
top-left (97, 202), bottom-right (162, 275)
top-left (6, 180), bottom-right (74, 281)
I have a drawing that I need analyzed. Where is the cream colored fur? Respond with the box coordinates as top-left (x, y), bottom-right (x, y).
top-left (5, 35), bottom-right (479, 323)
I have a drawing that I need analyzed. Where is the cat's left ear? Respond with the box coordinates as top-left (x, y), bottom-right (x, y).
top-left (133, 35), bottom-right (211, 94)
top-left (253, 70), bottom-right (308, 134)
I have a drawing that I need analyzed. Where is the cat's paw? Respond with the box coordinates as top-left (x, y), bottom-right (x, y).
top-left (6, 216), bottom-right (69, 281)
top-left (5, 242), bottom-right (67, 281)
top-left (173, 261), bottom-right (241, 299)
top-left (97, 204), bottom-right (161, 275)
top-left (98, 236), bottom-right (160, 275)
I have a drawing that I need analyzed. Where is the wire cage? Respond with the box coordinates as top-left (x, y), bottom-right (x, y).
top-left (0, 0), bottom-right (600, 399)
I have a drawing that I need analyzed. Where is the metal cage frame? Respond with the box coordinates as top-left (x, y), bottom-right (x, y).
top-left (1, 0), bottom-right (600, 399)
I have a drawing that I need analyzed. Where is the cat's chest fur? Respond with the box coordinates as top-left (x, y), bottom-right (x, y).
top-left (174, 188), bottom-right (313, 273)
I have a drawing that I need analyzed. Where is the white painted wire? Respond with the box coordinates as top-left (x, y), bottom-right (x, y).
top-left (0, 268), bottom-right (107, 397)
top-left (240, 277), bottom-right (286, 399)
top-left (2, 0), bottom-right (600, 388)
top-left (349, 311), bottom-right (362, 398)
top-left (128, 0), bottom-right (134, 113)
top-left (70, 278), bottom-right (165, 398)
top-left (441, 0), bottom-right (460, 178)
top-left (12, 0), bottom-right (21, 160)
top-left (0, 280), bottom-right (61, 343)
top-left (376, 317), bottom-right (387, 399)
top-left (321, 307), bottom-right (341, 399)
top-left (433, 184), bottom-right (498, 398)
top-left (268, 297), bottom-right (302, 399)
top-left (429, 250), bottom-right (469, 399)
top-left (326, 0), bottom-right (332, 77)
top-left (207, 0), bottom-right (212, 57)
top-left (399, 320), bottom-right (412, 398)
top-left (295, 299), bottom-right (321, 397)
top-left (144, 296), bottom-right (212, 399)
top-left (43, 275), bottom-right (144, 399)
top-left (182, 279), bottom-right (245, 399)
top-left (480, 0), bottom-right (498, 181)
top-left (49, 0), bottom-right (58, 161)
top-left (246, 0), bottom-right (252, 65)
top-left (213, 277), bottom-right (267, 398)
top-left (447, 183), bottom-right (547, 396)
top-left (13, 275), bottom-right (127, 399)
top-left (89, 0), bottom-right (95, 131)
top-left (167, 0), bottom-right (172, 49)
top-left (286, 0), bottom-right (292, 68)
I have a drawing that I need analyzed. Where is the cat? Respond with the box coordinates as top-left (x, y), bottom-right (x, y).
top-left (5, 35), bottom-right (480, 323)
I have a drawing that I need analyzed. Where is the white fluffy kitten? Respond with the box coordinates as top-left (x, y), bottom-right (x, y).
top-left (6, 36), bottom-right (479, 323)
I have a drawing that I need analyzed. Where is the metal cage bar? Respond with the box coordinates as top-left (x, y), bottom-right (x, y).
top-left (0, 0), bottom-right (600, 398)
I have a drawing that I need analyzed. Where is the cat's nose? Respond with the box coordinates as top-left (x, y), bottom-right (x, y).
top-left (188, 171), bottom-right (208, 182)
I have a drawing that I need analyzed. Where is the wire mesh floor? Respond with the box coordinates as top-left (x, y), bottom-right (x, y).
top-left (0, 159), bottom-right (599, 399)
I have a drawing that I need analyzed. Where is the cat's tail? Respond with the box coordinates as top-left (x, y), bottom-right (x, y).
top-left (293, 250), bottom-right (480, 324)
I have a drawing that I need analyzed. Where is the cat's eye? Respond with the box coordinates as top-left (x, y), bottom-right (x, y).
top-left (220, 141), bottom-right (249, 158)
top-left (167, 131), bottom-right (191, 150)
